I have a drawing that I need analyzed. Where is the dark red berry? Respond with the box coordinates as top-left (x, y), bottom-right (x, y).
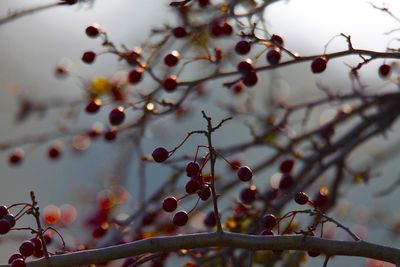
top-left (260, 229), bottom-right (274, 235)
top-left (198, 186), bottom-right (211, 201)
top-left (10, 259), bottom-right (26, 267)
top-left (295, 191), bottom-right (309, 205)
top-left (0, 219), bottom-right (10, 234)
top-left (307, 251), bottom-right (320, 257)
top-left (230, 159), bottom-right (241, 171)
top-left (8, 254), bottom-right (23, 264)
top-left (109, 106), bottom-right (125, 126)
top-left (48, 145), bottom-right (61, 160)
top-left (172, 26), bottom-right (187, 38)
top-left (85, 99), bottom-right (101, 114)
top-left (81, 51), bottom-right (96, 64)
top-left (185, 179), bottom-right (202, 194)
top-left (210, 22), bottom-right (223, 37)
top-left (279, 158), bottom-right (295, 173)
top-left (186, 162), bottom-right (200, 177)
top-left (162, 197), bottom-right (178, 212)
top-left (379, 64), bottom-right (391, 78)
top-left (128, 69), bottom-right (143, 84)
top-left (311, 56), bottom-right (327, 73)
top-left (8, 149), bottom-right (24, 165)
top-left (173, 211), bottom-right (188, 226)
top-left (263, 213), bottom-right (277, 229)
top-left (232, 82), bottom-right (244, 94)
top-left (235, 40), bottom-right (251, 55)
top-left (198, 0), bottom-right (210, 7)
top-left (279, 174), bottom-right (294, 190)
top-left (29, 237), bottom-right (42, 251)
top-left (237, 59), bottom-right (254, 75)
top-left (242, 71), bottom-right (258, 87)
top-left (237, 166), bottom-right (253, 182)
top-left (0, 205), bottom-right (8, 218)
top-left (163, 76), bottom-right (178, 92)
top-left (92, 226), bottom-right (107, 238)
top-left (270, 34), bottom-right (284, 46)
top-left (85, 25), bottom-right (100, 38)
top-left (43, 234), bottom-right (52, 245)
top-left (19, 240), bottom-right (35, 257)
top-left (104, 129), bottom-right (117, 141)
top-left (240, 186), bottom-right (257, 204)
top-left (204, 211), bottom-right (216, 227)
top-left (221, 22), bottom-right (233, 35)
top-left (3, 213), bottom-right (16, 228)
top-left (313, 187), bottom-right (329, 208)
top-left (266, 48), bottom-right (281, 65)
top-left (142, 212), bottom-right (157, 226)
top-left (164, 51), bottom-right (180, 67)
top-left (152, 147), bottom-right (169, 163)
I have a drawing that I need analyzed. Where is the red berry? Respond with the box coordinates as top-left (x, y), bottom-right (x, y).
top-left (162, 197), bottom-right (178, 212)
top-left (237, 166), bottom-right (253, 182)
top-left (8, 254), bottom-right (23, 264)
top-left (186, 162), bottom-right (200, 177)
top-left (48, 145), bottom-right (61, 160)
top-left (85, 25), bottom-right (100, 38)
top-left (173, 211), bottom-right (188, 226)
top-left (152, 147), bottom-right (169, 163)
top-left (260, 229), bottom-right (274, 235)
top-left (0, 205), bottom-right (8, 218)
top-left (8, 149), bottom-right (24, 165)
top-left (270, 34), bottom-right (284, 46)
top-left (210, 22), bottom-right (223, 37)
top-left (198, 186), bottom-right (211, 201)
top-left (242, 71), bottom-right (258, 87)
top-left (172, 26), bottom-right (187, 38)
top-left (185, 179), bottom-right (202, 194)
top-left (104, 129), bottom-right (117, 141)
top-left (109, 106), bottom-right (125, 126)
top-left (295, 191), bottom-right (309, 205)
top-left (279, 158), bottom-right (295, 173)
top-left (313, 187), bottom-right (329, 208)
top-left (229, 160), bottom-right (241, 171)
top-left (3, 214), bottom-right (15, 228)
top-left (198, 0), bottom-right (210, 7)
top-left (164, 51), bottom-right (180, 67)
top-left (240, 186), bottom-right (257, 204)
top-left (81, 51), bottom-right (96, 64)
top-left (0, 219), bottom-right (10, 234)
top-left (43, 234), bottom-right (52, 245)
top-left (279, 174), bottom-right (294, 190)
top-left (266, 48), bottom-right (281, 65)
top-left (311, 56), bottom-right (327, 73)
top-left (10, 259), bottom-right (26, 267)
top-left (204, 211), bottom-right (216, 227)
top-left (235, 40), bottom-right (251, 55)
top-left (128, 69), bottom-right (143, 84)
top-left (221, 22), bottom-right (233, 35)
top-left (163, 76), bottom-right (178, 92)
top-left (92, 226), bottom-right (107, 238)
top-left (263, 213), bottom-right (277, 229)
top-left (232, 82), bottom-right (244, 94)
top-left (85, 99), bottom-right (101, 114)
top-left (379, 64), bottom-right (391, 78)
top-left (29, 237), bottom-right (42, 251)
top-left (307, 251), bottom-right (320, 257)
top-left (237, 59), bottom-right (254, 75)
top-left (19, 240), bottom-right (35, 257)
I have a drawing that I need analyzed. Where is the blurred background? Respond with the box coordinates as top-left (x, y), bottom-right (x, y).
top-left (1, 0), bottom-right (400, 266)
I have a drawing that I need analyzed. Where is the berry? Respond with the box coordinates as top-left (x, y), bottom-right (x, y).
top-left (8, 254), bottom-right (23, 264)
top-left (210, 22), bottom-right (223, 37)
top-left (173, 211), bottom-right (188, 226)
top-left (10, 259), bottom-right (26, 267)
top-left (172, 26), bottom-right (187, 38)
top-left (242, 71), bottom-right (258, 87)
top-left (8, 149), bottom-right (24, 165)
top-left (48, 145), bottom-right (61, 160)
top-left (164, 51), bottom-right (180, 67)
top-left (186, 162), bottom-right (200, 177)
top-left (270, 34), bottom-right (284, 46)
top-left (235, 40), bottom-right (251, 55)
top-left (311, 56), bottom-right (327, 73)
top-left (307, 251), bottom-right (320, 257)
top-left (3, 213), bottom-right (16, 228)
top-left (152, 147), bottom-right (169, 163)
top-left (104, 129), bottom-right (117, 141)
top-left (85, 99), bottom-right (101, 114)
top-left (109, 106), bottom-right (125, 126)
top-left (232, 82), bottom-right (244, 94)
top-left (266, 48), bottom-right (281, 65)
top-left (279, 174), bottom-right (294, 190)
top-left (279, 158), bottom-right (295, 173)
top-left (379, 64), bottom-right (391, 78)
top-left (237, 166), bottom-right (253, 182)
top-left (19, 240), bottom-right (35, 257)
top-left (237, 59), bottom-right (254, 75)
top-left (43, 234), bottom-right (52, 245)
top-left (198, 186), bottom-right (211, 201)
top-left (29, 237), bottom-right (42, 251)
top-left (221, 22), bottom-right (233, 35)
top-left (163, 76), bottom-right (178, 92)
top-left (260, 229), bottom-right (274, 235)
top-left (313, 187), bottom-right (329, 208)
top-left (128, 69), bottom-right (143, 84)
top-left (185, 179), bottom-right (202, 194)
top-left (0, 205), bottom-right (8, 218)
top-left (92, 226), bottom-right (107, 238)
top-left (263, 213), bottom-right (277, 229)
top-left (295, 191), bottom-right (309, 205)
top-left (81, 51), bottom-right (96, 64)
top-left (204, 211), bottom-right (216, 227)
top-left (162, 197), bottom-right (178, 212)
top-left (198, 0), bottom-right (210, 7)
top-left (240, 186), bottom-right (257, 204)
top-left (85, 25), bottom-right (100, 38)
top-left (0, 219), bottom-right (10, 234)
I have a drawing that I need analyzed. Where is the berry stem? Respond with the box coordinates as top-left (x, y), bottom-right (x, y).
top-left (30, 191), bottom-right (50, 259)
